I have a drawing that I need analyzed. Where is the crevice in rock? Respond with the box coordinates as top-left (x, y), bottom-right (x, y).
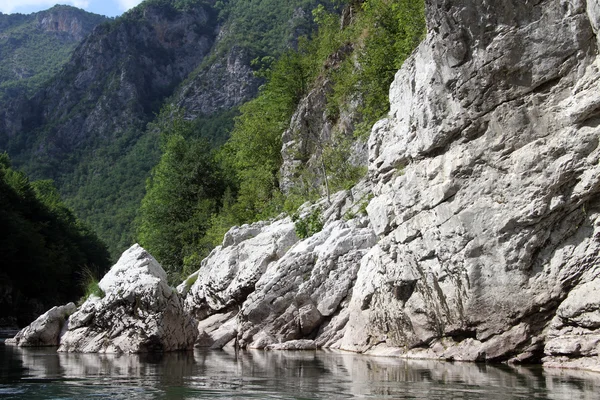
top-left (531, 76), bottom-right (562, 94)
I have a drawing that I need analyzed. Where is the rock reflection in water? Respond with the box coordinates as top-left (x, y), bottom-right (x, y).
top-left (2, 345), bottom-right (600, 400)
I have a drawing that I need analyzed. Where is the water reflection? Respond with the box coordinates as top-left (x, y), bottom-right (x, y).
top-left (1, 344), bottom-right (599, 399)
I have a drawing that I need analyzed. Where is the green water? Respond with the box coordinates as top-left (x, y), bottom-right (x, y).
top-left (1, 340), bottom-right (599, 399)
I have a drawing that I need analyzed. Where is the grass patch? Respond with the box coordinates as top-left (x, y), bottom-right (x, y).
top-left (79, 267), bottom-right (105, 305)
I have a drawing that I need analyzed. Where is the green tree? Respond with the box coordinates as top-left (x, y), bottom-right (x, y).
top-left (137, 114), bottom-right (227, 280)
top-left (0, 153), bottom-right (110, 326)
top-left (221, 49), bottom-right (314, 221)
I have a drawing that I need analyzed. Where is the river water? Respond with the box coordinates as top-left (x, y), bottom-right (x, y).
top-left (1, 338), bottom-right (599, 400)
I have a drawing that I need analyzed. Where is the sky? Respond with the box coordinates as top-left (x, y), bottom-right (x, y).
top-left (0, 0), bottom-right (144, 17)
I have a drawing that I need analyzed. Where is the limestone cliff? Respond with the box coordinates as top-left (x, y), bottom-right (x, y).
top-left (342, 0), bottom-right (600, 370)
top-left (182, 0), bottom-right (600, 372)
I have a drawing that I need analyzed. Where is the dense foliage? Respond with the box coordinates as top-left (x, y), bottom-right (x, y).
top-left (314, 0), bottom-right (426, 137)
top-left (0, 154), bottom-right (110, 327)
top-left (1, 0), bottom-right (334, 263)
top-left (212, 0), bottom-right (339, 60)
top-left (137, 109), bottom-right (232, 280)
top-left (136, 0), bottom-right (425, 281)
top-left (293, 208), bottom-right (324, 239)
top-left (221, 0), bottom-right (425, 218)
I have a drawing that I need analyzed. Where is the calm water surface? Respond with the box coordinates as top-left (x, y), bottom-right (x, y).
top-left (1, 338), bottom-right (599, 399)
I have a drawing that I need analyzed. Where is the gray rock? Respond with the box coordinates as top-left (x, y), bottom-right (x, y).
top-left (5, 303), bottom-right (76, 347)
top-left (238, 219), bottom-right (376, 349)
top-left (266, 340), bottom-right (318, 351)
top-left (180, 0), bottom-right (600, 372)
top-left (278, 46), bottom-right (367, 197)
top-left (175, 46), bottom-right (260, 117)
top-left (184, 219), bottom-right (299, 321)
top-left (58, 244), bottom-right (197, 353)
top-left (195, 312), bottom-right (238, 349)
top-left (340, 0), bottom-right (600, 371)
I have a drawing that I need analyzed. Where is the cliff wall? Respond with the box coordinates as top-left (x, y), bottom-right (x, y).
top-left (184, 0), bottom-right (600, 371)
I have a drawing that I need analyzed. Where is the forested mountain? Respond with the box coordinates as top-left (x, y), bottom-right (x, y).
top-left (137, 0), bottom-right (426, 280)
top-left (0, 0), bottom-right (337, 259)
top-left (0, 5), bottom-right (109, 100)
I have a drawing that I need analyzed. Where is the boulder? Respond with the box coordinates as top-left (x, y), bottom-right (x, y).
top-left (184, 219), bottom-right (299, 320)
top-left (238, 219), bottom-right (376, 349)
top-left (58, 244), bottom-right (197, 353)
top-left (5, 303), bottom-right (76, 347)
top-left (194, 311), bottom-right (238, 349)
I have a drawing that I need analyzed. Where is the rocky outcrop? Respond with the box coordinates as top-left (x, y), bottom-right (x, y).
top-left (180, 185), bottom-right (375, 350)
top-left (34, 5), bottom-right (108, 41)
top-left (180, 0), bottom-right (600, 372)
top-left (278, 48), bottom-right (368, 196)
top-left (176, 46), bottom-right (260, 117)
top-left (544, 280), bottom-right (600, 372)
top-left (183, 218), bottom-right (299, 321)
top-left (340, 0), bottom-right (600, 369)
top-left (5, 303), bottom-right (76, 347)
top-left (57, 244), bottom-right (197, 353)
top-left (238, 217), bottom-right (376, 349)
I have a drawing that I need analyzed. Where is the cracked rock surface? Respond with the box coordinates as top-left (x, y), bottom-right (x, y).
top-left (5, 303), bottom-right (76, 347)
top-left (340, 0), bottom-right (600, 370)
top-left (57, 244), bottom-right (197, 353)
top-left (185, 0), bottom-right (600, 371)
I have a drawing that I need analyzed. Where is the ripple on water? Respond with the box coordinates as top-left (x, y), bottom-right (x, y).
top-left (0, 346), bottom-right (599, 400)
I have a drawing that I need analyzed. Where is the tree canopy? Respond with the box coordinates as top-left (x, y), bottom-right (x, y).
top-left (0, 154), bottom-right (110, 327)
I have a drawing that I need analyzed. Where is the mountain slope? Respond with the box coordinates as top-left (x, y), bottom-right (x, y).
top-left (0, 5), bottom-right (108, 99)
top-left (0, 0), bottom-right (337, 258)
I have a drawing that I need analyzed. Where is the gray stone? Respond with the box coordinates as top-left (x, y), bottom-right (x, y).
top-left (178, 0), bottom-right (600, 372)
top-left (238, 219), bottom-right (376, 349)
top-left (195, 311), bottom-right (238, 349)
top-left (184, 219), bottom-right (299, 321)
top-left (5, 303), bottom-right (76, 347)
top-left (340, 0), bottom-right (600, 371)
top-left (266, 340), bottom-right (318, 351)
top-left (58, 244), bottom-right (197, 353)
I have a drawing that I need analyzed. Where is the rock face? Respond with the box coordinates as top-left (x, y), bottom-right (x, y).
top-left (340, 0), bottom-right (600, 369)
top-left (182, 188), bottom-right (376, 350)
top-left (0, 5), bottom-right (108, 144)
top-left (238, 218), bottom-right (376, 349)
top-left (175, 47), bottom-right (260, 117)
top-left (58, 244), bottom-right (197, 353)
top-left (278, 47), bottom-right (368, 196)
top-left (32, 3), bottom-right (215, 159)
top-left (183, 218), bottom-right (299, 321)
top-left (5, 303), bottom-right (76, 347)
top-left (180, 0), bottom-right (600, 371)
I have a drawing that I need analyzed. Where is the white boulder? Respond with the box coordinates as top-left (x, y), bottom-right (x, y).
top-left (58, 244), bottom-right (197, 353)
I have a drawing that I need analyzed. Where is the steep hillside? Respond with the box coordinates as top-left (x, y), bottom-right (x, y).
top-left (173, 0), bottom-right (332, 118)
top-left (134, 0), bottom-right (425, 281)
top-left (0, 0), bottom-right (336, 259)
top-left (0, 155), bottom-right (110, 328)
top-left (0, 5), bottom-right (108, 99)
